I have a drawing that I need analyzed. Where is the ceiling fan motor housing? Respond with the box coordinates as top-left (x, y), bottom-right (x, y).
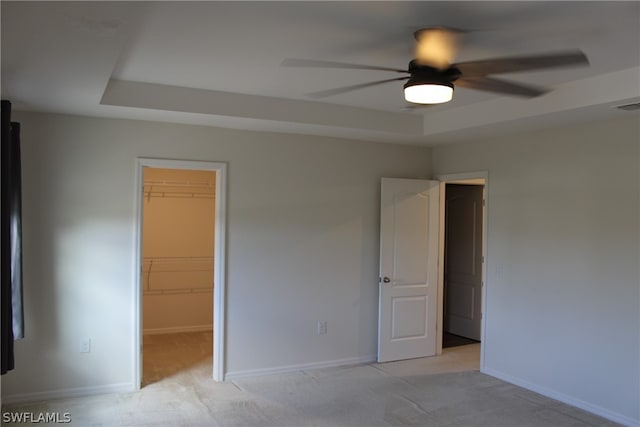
top-left (403, 60), bottom-right (462, 104)
top-left (404, 60), bottom-right (461, 89)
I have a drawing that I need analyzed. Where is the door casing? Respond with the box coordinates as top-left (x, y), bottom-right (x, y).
top-left (435, 172), bottom-right (488, 370)
top-left (133, 158), bottom-right (227, 388)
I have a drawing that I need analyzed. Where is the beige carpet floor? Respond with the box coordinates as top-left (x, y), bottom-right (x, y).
top-left (143, 330), bottom-right (213, 387)
top-left (2, 333), bottom-right (618, 426)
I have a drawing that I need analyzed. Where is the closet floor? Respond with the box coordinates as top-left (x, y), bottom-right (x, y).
top-left (142, 330), bottom-right (213, 387)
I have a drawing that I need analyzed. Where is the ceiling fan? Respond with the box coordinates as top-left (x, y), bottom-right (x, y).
top-left (282, 28), bottom-right (589, 105)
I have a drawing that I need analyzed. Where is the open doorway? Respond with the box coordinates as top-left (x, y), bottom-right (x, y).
top-left (141, 167), bottom-right (216, 386)
top-left (377, 176), bottom-right (486, 364)
top-left (436, 173), bottom-right (487, 363)
top-left (442, 182), bottom-right (484, 348)
top-left (134, 159), bottom-right (227, 389)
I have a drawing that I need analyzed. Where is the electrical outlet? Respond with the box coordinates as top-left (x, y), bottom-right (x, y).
top-left (317, 321), bottom-right (327, 335)
top-left (80, 338), bottom-right (91, 353)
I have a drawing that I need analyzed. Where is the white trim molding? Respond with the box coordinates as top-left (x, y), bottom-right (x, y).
top-left (225, 355), bottom-right (377, 381)
top-left (133, 158), bottom-right (228, 388)
top-left (2, 383), bottom-right (135, 405)
top-left (482, 367), bottom-right (639, 427)
top-left (435, 171), bottom-right (489, 371)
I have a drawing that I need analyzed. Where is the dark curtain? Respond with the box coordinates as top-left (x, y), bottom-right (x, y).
top-left (1, 99), bottom-right (24, 375)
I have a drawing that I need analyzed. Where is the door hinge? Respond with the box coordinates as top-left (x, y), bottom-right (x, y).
top-left (482, 199), bottom-right (486, 207)
top-left (481, 256), bottom-right (484, 263)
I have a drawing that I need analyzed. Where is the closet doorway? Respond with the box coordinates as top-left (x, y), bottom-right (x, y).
top-left (134, 159), bottom-right (227, 388)
top-left (442, 182), bottom-right (484, 348)
top-left (436, 172), bottom-right (487, 363)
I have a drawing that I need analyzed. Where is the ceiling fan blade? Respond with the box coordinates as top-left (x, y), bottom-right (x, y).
top-left (455, 50), bottom-right (588, 77)
top-left (305, 77), bottom-right (410, 99)
top-left (414, 27), bottom-right (463, 70)
top-left (281, 58), bottom-right (408, 74)
top-left (456, 76), bottom-right (548, 97)
top-left (400, 104), bottom-right (436, 112)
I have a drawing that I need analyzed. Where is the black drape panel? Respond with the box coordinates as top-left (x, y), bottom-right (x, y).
top-left (1, 99), bottom-right (14, 374)
top-left (10, 122), bottom-right (24, 340)
top-left (1, 99), bottom-right (23, 375)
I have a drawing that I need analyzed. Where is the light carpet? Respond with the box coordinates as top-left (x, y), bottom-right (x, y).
top-left (2, 343), bottom-right (618, 426)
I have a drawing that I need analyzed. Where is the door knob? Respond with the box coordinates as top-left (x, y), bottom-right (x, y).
top-left (382, 277), bottom-right (391, 283)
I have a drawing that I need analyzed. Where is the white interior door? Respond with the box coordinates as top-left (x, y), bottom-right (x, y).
top-left (444, 184), bottom-right (483, 341)
top-left (378, 178), bottom-right (439, 363)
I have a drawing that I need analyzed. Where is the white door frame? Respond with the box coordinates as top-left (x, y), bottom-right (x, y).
top-left (133, 158), bottom-right (227, 387)
top-left (435, 171), bottom-right (488, 370)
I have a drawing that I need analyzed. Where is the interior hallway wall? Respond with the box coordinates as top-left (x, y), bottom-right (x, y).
top-left (1, 111), bottom-right (432, 401)
top-left (431, 116), bottom-right (640, 424)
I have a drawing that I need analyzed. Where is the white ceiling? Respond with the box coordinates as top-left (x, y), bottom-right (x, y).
top-left (2, 1), bottom-right (639, 146)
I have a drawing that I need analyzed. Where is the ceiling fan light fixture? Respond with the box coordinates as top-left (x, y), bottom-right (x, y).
top-left (404, 80), bottom-right (454, 104)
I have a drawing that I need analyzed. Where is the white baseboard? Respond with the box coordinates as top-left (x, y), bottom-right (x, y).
top-left (2, 382), bottom-right (135, 405)
top-left (482, 367), bottom-right (639, 427)
top-left (225, 354), bottom-right (377, 381)
top-left (143, 325), bottom-right (213, 335)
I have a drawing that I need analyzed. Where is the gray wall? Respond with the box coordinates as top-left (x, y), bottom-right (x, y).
top-left (3, 110), bottom-right (638, 424)
top-left (432, 116), bottom-right (639, 423)
top-left (1, 111), bottom-right (431, 399)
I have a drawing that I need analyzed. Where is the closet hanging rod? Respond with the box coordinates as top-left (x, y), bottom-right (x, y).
top-left (143, 192), bottom-right (215, 199)
top-left (143, 256), bottom-right (213, 261)
top-left (143, 287), bottom-right (213, 296)
top-left (143, 180), bottom-right (214, 189)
